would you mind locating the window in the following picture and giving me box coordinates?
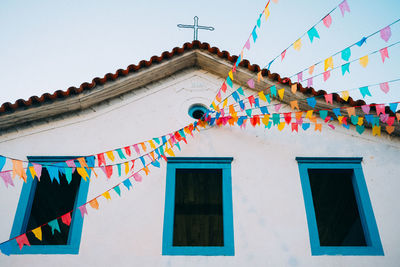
[188,104,208,120]
[296,157,383,255]
[162,157,234,255]
[8,156,90,254]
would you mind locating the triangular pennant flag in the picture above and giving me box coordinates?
[315,123,322,132]
[302,123,310,131]
[265,5,270,20]
[323,70,330,81]
[237,87,245,96]
[305,110,314,119]
[291,123,298,132]
[341,63,350,75]
[151,159,161,168]
[339,0,351,17]
[356,125,365,135]
[307,78,313,88]
[341,47,351,61]
[297,72,303,82]
[77,167,89,181]
[226,76,233,88]
[124,146,132,157]
[32,163,42,181]
[102,191,111,200]
[65,167,73,184]
[359,55,369,68]
[260,106,269,115]
[332,108,341,117]
[47,166,60,183]
[308,65,315,75]
[245,109,252,117]
[278,88,285,100]
[221,82,227,93]
[380,47,389,63]
[228,70,234,81]
[351,115,359,125]
[290,100,299,110]
[270,85,277,97]
[389,103,398,113]
[257,71,264,82]
[277,122,285,131]
[281,50,286,61]
[356,37,367,47]
[48,219,61,235]
[123,179,133,190]
[347,107,356,117]
[380,26,391,42]
[274,104,282,112]
[12,159,27,182]
[258,91,267,101]
[358,116,364,125]
[215,91,222,102]
[232,91,240,102]
[61,213,72,226]
[32,227,42,241]
[324,94,333,104]
[361,105,370,114]
[341,91,349,101]
[245,38,251,50]
[380,82,389,94]
[307,97,317,108]
[323,14,332,28]
[0,156,5,172]
[376,104,386,116]
[293,38,302,51]
[89,199,99,210]
[16,234,30,250]
[105,151,115,162]
[252,26,258,42]
[247,79,255,88]
[79,205,88,218]
[284,113,292,124]
[114,186,121,196]
[324,57,333,71]
[0,172,14,188]
[116,148,126,160]
[372,126,381,136]
[272,114,280,125]
[97,153,106,166]
[291,84,297,94]
[359,86,371,98]
[319,110,328,120]
[261,115,270,127]
[386,126,395,135]
[307,27,320,43]
[133,173,142,182]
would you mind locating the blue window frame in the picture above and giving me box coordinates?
[8,156,90,254]
[162,157,234,256]
[296,157,383,255]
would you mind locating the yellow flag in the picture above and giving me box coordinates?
[102,191,111,200]
[222,98,228,108]
[265,6,270,21]
[372,126,381,136]
[124,162,129,175]
[359,55,369,68]
[165,148,175,157]
[277,122,285,131]
[278,88,285,100]
[290,100,299,110]
[77,167,89,181]
[29,166,37,180]
[324,57,333,71]
[262,115,270,126]
[258,91,267,101]
[293,39,302,51]
[32,227,42,241]
[291,84,297,94]
[77,157,88,169]
[347,107,356,117]
[305,110,313,119]
[228,70,234,81]
[341,91,349,101]
[149,140,156,149]
[357,117,364,126]
[338,116,344,124]
[106,151,115,162]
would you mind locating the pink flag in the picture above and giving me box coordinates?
[100,165,113,179]
[323,70,330,81]
[380,47,389,63]
[323,14,332,28]
[79,205,88,218]
[361,105,370,114]
[245,39,251,50]
[324,94,333,104]
[66,159,76,168]
[32,164,42,180]
[339,0,350,16]
[275,104,282,112]
[247,79,255,88]
[16,234,30,250]
[380,26,391,42]
[0,171,14,188]
[376,104,386,116]
[281,50,286,61]
[61,213,72,226]
[380,114,389,123]
[133,144,140,155]
[307,78,313,87]
[380,82,390,94]
[133,173,142,182]
[297,72,303,82]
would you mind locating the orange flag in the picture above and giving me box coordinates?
[315,123,322,132]
[290,100,299,110]
[291,84,297,94]
[12,160,27,182]
[89,199,99,210]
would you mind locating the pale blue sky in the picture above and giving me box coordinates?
[0,0,399,105]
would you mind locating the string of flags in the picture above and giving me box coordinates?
[0,122,201,188]
[289,18,400,80]
[211,0,351,112]
[0,123,201,254]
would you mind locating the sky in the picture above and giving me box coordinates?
[0,0,400,106]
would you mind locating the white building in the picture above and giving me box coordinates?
[0,41,399,266]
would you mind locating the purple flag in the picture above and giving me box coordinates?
[380,26,391,42]
[339,0,350,16]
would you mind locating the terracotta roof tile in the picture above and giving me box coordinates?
[0,40,392,115]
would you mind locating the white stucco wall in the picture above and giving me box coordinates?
[0,68,399,266]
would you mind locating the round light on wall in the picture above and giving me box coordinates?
[188,104,208,120]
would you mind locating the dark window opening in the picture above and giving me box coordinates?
[308,169,366,246]
[25,167,81,245]
[173,168,223,246]
[188,104,208,120]
[192,109,205,120]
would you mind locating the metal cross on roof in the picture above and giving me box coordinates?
[177,16,215,41]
